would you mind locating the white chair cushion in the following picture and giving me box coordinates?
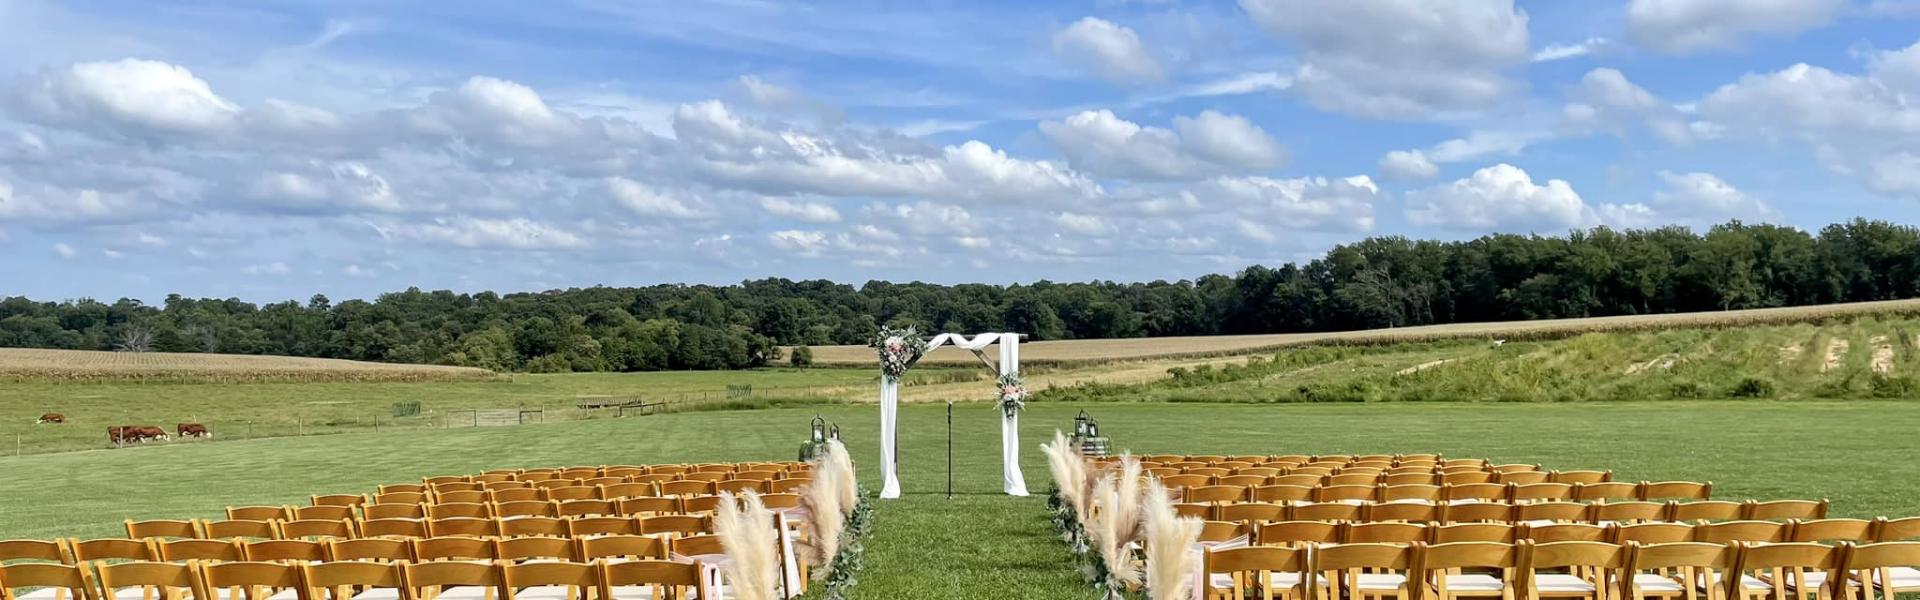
[1443,574,1507,593]
[429,587,493,600]
[350,589,404,600]
[1884,567,1920,589]
[1535,574,1596,593]
[1354,573,1408,590]
[605,586,661,600]
[511,586,577,600]
[18,588,79,600]
[1632,574,1685,593]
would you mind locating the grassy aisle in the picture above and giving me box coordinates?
[4,402,1920,597]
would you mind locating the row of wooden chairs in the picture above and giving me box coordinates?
[1228,518,1918,547]
[1155,469,1613,487]
[412,461,807,486]
[1174,481,1712,505]
[1129,453,1476,468]
[1200,540,1920,600]
[1116,461,1555,479]
[124,512,740,543]
[7,534,709,565]
[243,493,794,524]
[0,557,712,600]
[364,476,811,505]
[1181,499,1827,525]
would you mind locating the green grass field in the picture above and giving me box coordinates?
[3,401,1918,599]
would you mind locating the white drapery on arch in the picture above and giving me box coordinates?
[878,332,1028,499]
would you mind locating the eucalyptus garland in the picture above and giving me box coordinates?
[815,486,875,600]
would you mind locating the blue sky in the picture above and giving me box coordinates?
[4,0,1920,303]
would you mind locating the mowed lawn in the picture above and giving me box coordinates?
[3,401,1917,599]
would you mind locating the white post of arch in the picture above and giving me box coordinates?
[877,332,1026,499]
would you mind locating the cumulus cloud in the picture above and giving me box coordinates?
[1649,170,1780,221]
[1626,0,1844,54]
[10,58,240,138]
[1052,17,1165,84]
[51,242,76,258]
[245,161,403,213]
[1239,0,1531,119]
[1040,109,1285,180]
[608,178,703,218]
[1867,153,1920,197]
[384,216,587,250]
[243,262,291,275]
[759,197,842,223]
[1406,163,1646,231]
[1532,37,1608,62]
[1201,174,1380,232]
[1379,150,1440,180]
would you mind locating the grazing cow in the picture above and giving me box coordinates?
[37,413,66,424]
[107,425,128,446]
[177,423,211,438]
[132,426,170,442]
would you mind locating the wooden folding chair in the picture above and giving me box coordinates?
[543,488,598,503]
[597,560,706,600]
[356,520,428,540]
[1256,486,1316,505]
[1674,503,1746,524]
[278,521,355,541]
[1189,485,1252,505]
[197,561,307,600]
[1696,522,1788,545]
[1256,522,1343,547]
[1518,503,1591,526]
[1318,485,1380,505]
[597,484,654,501]
[1433,524,1518,544]
[1203,545,1310,600]
[228,508,293,523]
[426,519,497,539]
[488,491,543,505]
[96,562,203,600]
[1728,542,1845,600]
[575,536,667,562]
[638,516,707,538]
[402,561,502,600]
[311,495,366,509]
[155,540,245,563]
[0,561,98,600]
[300,558,406,600]
[493,503,557,520]
[202,521,278,541]
[325,539,413,563]
[242,540,330,564]
[427,505,492,521]
[1551,471,1613,485]
[1594,502,1670,525]
[433,492,487,506]
[1623,541,1736,600]
[1419,541,1520,600]
[1511,484,1575,504]
[70,539,158,563]
[565,517,640,538]
[1444,503,1514,524]
[500,562,596,600]
[1842,541,1920,600]
[494,537,576,563]
[1618,524,1696,546]
[1345,523,1427,544]
[410,538,495,562]
[1370,503,1440,524]
[1641,483,1712,502]
[361,506,426,521]
[1789,520,1873,545]
[1747,502,1829,522]
[1382,485,1442,504]
[497,518,567,539]
[1578,485,1643,504]
[1315,543,1418,600]
[1499,472,1551,486]
[0,540,72,564]
[1528,524,1612,544]
[1221,504,1287,529]
[127,521,202,541]
[1296,503,1363,522]
[1529,541,1628,600]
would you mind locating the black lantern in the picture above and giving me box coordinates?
[829,422,841,440]
[799,415,830,461]
[1072,410,1109,457]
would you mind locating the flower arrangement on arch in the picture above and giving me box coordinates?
[996,372,1026,419]
[870,326,928,383]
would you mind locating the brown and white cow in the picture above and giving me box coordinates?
[177,423,211,438]
[37,413,65,424]
[132,426,170,442]
[106,425,128,445]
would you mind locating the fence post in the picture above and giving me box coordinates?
[15,434,20,457]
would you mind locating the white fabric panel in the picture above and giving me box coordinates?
[999,334,1028,496]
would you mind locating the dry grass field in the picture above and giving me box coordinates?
[802,298,1920,365]
[0,348,498,382]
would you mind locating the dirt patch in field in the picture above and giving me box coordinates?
[1396,359,1456,376]
[1821,339,1851,373]
[1872,336,1895,374]
[1777,344,1803,365]
[1626,355,1678,375]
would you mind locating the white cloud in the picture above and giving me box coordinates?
[1532,37,1608,62]
[245,161,403,213]
[1054,212,1107,234]
[1407,163,1612,231]
[759,197,842,223]
[51,242,75,258]
[135,232,166,247]
[385,217,587,250]
[608,178,702,218]
[1239,0,1531,119]
[1201,174,1380,232]
[243,262,291,275]
[1650,171,1779,221]
[11,58,240,137]
[1574,68,1662,112]
[1052,17,1165,84]
[734,75,842,123]
[1379,150,1440,180]
[1626,0,1844,54]
[1866,153,1920,197]
[101,248,124,259]
[1039,109,1285,180]
[768,229,830,256]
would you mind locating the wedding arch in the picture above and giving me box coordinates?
[872,328,1028,499]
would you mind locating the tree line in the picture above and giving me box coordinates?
[2,219,1917,372]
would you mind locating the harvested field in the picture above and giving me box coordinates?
[799,298,1920,366]
[0,348,498,383]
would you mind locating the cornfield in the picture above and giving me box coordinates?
[0,348,499,383]
[799,298,1920,366]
